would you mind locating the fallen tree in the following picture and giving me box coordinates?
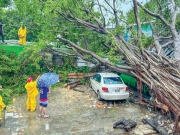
[28,0,180,133]
[54,0,180,133]
[58,34,180,132]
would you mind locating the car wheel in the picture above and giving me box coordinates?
[97,91,103,101]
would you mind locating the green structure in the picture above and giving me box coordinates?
[120,73,149,94]
[120,74,137,88]
[0,45,24,55]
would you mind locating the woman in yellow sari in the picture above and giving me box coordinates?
[0,95,6,119]
[25,76,39,112]
[18,25,27,45]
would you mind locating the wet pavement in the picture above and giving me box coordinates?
[0,85,158,135]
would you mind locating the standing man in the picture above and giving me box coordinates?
[25,76,39,112]
[18,25,27,45]
[39,86,50,118]
[0,20,7,44]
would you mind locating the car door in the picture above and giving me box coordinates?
[92,74,101,93]
[91,74,97,90]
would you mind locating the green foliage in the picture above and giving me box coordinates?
[0,44,46,105]
[0,9,39,42]
[0,0,10,8]
[0,0,49,42]
[104,33,123,63]
[0,52,20,85]
[79,78,88,85]
[1,10,19,40]
[0,52,20,105]
[55,57,77,82]
[77,66,90,74]
[114,26,126,35]
[0,88,13,105]
[17,45,43,75]
[141,34,153,48]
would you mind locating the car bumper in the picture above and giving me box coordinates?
[101,93,129,100]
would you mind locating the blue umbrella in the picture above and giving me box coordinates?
[37,72,59,88]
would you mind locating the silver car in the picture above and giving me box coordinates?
[90,72,129,100]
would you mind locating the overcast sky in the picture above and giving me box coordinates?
[95,0,146,13]
[94,0,147,27]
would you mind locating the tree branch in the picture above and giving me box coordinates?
[137,1,170,27]
[50,47,76,56]
[72,47,98,65]
[58,36,131,74]
[161,40,173,48]
[157,0,163,15]
[96,0,106,27]
[171,0,178,27]
[133,0,142,47]
[112,0,119,27]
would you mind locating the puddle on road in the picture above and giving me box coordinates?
[45,123,50,130]
[0,86,155,135]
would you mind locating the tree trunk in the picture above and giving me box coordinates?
[173,36,180,61]
[67,82,82,90]
[63,80,80,87]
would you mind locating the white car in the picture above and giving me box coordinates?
[90,72,129,100]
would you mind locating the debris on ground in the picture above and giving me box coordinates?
[128,86,180,134]
[63,80,83,91]
[142,114,176,135]
[113,119,137,131]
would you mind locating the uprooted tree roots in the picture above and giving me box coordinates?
[120,49,179,133]
[120,41,180,132]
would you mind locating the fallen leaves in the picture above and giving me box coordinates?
[96,103,103,108]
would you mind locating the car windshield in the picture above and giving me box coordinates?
[103,77,123,84]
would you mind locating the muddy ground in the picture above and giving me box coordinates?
[0,85,159,135]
